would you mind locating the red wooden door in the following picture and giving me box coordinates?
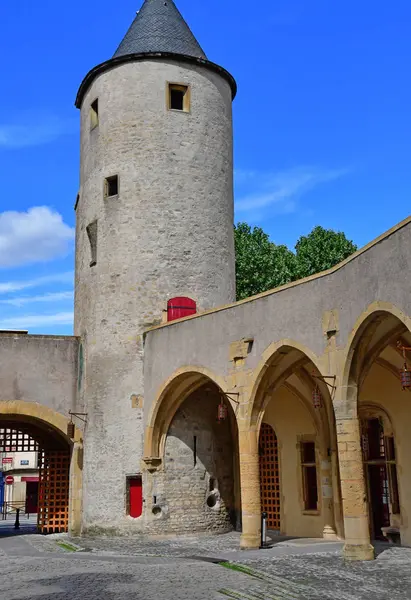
[129,477,142,518]
[167,297,196,322]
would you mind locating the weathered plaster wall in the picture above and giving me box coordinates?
[263,387,323,538]
[360,362,411,545]
[0,333,78,415]
[144,220,411,419]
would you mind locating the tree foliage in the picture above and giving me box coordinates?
[295,225,358,279]
[234,223,297,300]
[234,223,357,300]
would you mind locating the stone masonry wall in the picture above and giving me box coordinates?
[75,57,235,531]
[145,386,237,534]
[0,333,78,416]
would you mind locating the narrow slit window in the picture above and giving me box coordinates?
[90,98,99,129]
[86,220,98,267]
[104,175,118,198]
[168,84,190,112]
[301,441,318,511]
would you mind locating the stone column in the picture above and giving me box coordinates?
[320,456,338,539]
[69,439,83,536]
[335,397,374,560]
[239,427,261,549]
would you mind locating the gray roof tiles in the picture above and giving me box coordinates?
[113,0,207,59]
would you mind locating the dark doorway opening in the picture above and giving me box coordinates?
[368,464,390,539]
[362,416,400,540]
[25,481,39,514]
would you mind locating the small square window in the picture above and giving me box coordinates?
[90,99,99,129]
[168,84,190,112]
[104,175,118,198]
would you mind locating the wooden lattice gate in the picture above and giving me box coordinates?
[38,451,70,534]
[259,423,281,530]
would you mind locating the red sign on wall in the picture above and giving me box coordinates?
[2,458,13,464]
[5,476,14,485]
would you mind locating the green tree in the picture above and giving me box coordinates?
[295,225,357,279]
[234,222,357,300]
[234,223,297,300]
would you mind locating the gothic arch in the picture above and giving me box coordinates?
[248,339,327,430]
[144,366,232,459]
[341,302,411,392]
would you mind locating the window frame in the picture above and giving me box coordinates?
[104,175,119,199]
[167,82,191,113]
[299,438,319,513]
[361,414,401,517]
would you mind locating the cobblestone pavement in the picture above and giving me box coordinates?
[67,530,343,559]
[1,532,411,599]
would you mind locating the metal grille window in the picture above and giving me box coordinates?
[301,441,318,511]
[259,423,281,530]
[0,428,39,452]
[38,450,70,534]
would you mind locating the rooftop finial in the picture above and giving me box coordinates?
[113,0,206,60]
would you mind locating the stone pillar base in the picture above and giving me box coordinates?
[240,533,260,550]
[343,543,375,561]
[322,525,338,540]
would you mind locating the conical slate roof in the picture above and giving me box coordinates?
[113,0,207,60]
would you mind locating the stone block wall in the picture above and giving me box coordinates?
[146,386,238,533]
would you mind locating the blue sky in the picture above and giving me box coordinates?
[1,0,410,334]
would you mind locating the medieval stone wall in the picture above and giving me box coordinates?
[0,333,78,416]
[75,58,235,531]
[145,387,237,534]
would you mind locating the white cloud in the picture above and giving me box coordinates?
[0,312,74,329]
[0,207,74,268]
[0,272,74,294]
[0,291,74,307]
[0,115,76,149]
[235,166,348,214]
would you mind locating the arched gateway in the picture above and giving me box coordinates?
[0,402,82,535]
[0,420,70,533]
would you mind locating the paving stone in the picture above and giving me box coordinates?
[1,533,411,599]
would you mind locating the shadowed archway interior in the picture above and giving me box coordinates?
[0,415,71,534]
[146,380,241,534]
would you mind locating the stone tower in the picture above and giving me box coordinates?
[74,0,236,531]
